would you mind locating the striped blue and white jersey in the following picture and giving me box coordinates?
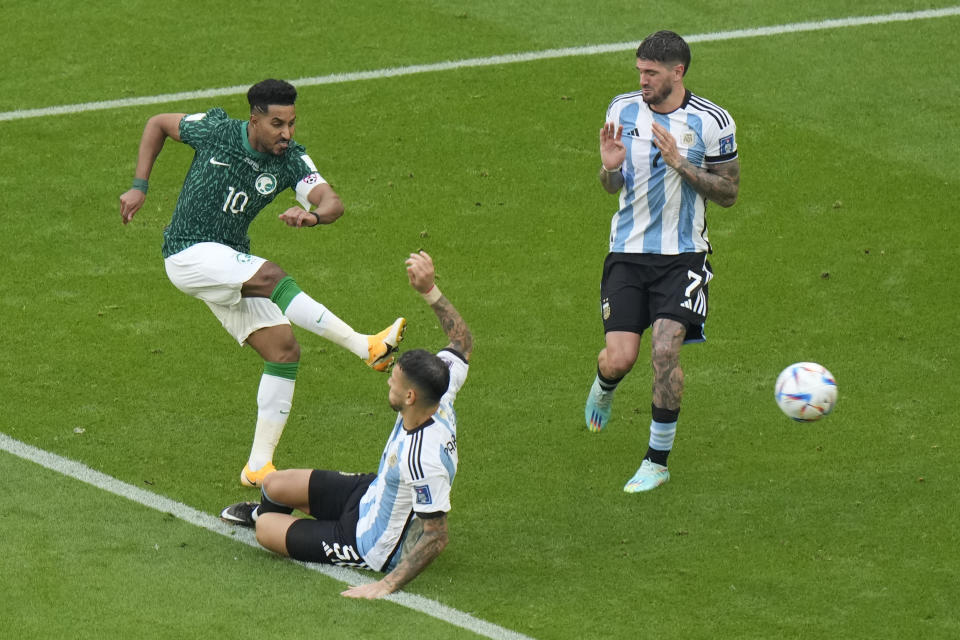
[355,348,469,572]
[606,89,737,255]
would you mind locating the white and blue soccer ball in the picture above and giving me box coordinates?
[775,362,837,422]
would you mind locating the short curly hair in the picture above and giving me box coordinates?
[636,30,691,76]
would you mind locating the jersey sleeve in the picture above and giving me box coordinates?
[410,466,453,516]
[178,108,230,149]
[605,91,637,126]
[605,97,619,125]
[437,349,469,404]
[704,111,738,164]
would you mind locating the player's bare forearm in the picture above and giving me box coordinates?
[674,158,740,207]
[310,196,344,224]
[135,114,184,179]
[405,250,472,358]
[431,295,473,361]
[305,184,344,224]
[121,114,184,224]
[379,516,449,594]
[598,166,625,194]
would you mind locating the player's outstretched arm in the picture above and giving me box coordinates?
[278,183,344,227]
[405,251,473,361]
[341,513,449,599]
[120,113,185,225]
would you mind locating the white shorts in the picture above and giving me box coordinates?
[164,242,290,344]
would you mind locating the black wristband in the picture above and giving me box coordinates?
[309,211,321,226]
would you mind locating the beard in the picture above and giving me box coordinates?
[642,83,673,106]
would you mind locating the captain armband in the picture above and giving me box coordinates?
[294,172,327,209]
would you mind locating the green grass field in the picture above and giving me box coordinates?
[2,2,959,638]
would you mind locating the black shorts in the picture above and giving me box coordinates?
[284,470,376,568]
[599,252,712,342]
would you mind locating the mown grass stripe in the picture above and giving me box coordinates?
[0,7,957,122]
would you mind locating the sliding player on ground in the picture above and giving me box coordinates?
[221,251,472,599]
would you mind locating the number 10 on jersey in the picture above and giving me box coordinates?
[222,186,249,214]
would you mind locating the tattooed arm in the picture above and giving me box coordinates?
[675,157,740,207]
[405,251,474,362]
[341,514,449,599]
[652,122,740,207]
[430,293,473,361]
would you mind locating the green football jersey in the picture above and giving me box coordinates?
[161,108,319,258]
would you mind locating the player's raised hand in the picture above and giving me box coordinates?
[651,122,681,170]
[119,189,146,225]
[599,121,625,170]
[405,250,435,294]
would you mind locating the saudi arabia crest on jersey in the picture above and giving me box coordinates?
[255,173,277,195]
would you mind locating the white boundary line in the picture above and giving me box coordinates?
[1,6,958,123]
[0,432,534,640]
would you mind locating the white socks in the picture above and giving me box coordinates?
[247,369,296,471]
[283,292,368,359]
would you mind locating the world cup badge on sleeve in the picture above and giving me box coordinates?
[719,134,736,155]
[414,484,433,505]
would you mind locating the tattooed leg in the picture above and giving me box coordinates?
[650,318,686,410]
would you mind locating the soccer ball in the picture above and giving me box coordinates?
[774,362,837,422]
